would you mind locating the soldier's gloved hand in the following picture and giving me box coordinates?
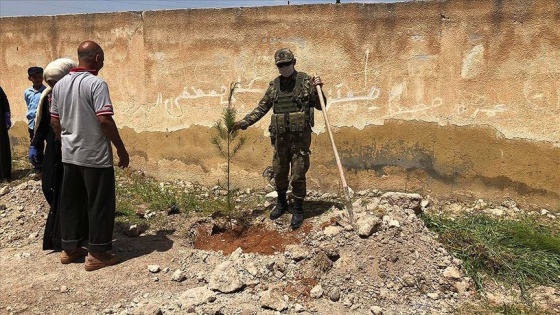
[230,121,247,133]
[28,145,39,166]
[312,76,323,87]
[4,112,11,130]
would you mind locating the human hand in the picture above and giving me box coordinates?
[312,76,323,87]
[230,121,246,133]
[29,145,39,166]
[117,148,129,168]
[4,112,11,130]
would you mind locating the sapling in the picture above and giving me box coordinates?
[211,82,246,222]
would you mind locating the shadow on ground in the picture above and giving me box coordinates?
[301,200,344,219]
[9,168,36,182]
[113,229,174,263]
[249,199,343,220]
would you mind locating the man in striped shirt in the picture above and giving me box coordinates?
[51,40,129,272]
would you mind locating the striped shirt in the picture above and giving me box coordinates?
[51,68,114,167]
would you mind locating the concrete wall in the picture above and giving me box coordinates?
[1,0,559,208]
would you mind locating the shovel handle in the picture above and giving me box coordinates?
[314,79,348,191]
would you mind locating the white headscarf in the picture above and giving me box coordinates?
[44,58,77,84]
[34,58,77,132]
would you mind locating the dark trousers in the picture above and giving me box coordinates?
[60,163,116,253]
[273,128,311,199]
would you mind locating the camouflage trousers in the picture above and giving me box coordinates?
[272,128,311,199]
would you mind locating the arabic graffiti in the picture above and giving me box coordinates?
[458,91,508,119]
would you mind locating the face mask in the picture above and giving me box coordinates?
[278,64,295,78]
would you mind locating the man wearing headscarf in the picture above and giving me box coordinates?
[33,58,78,250]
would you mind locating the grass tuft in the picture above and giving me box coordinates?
[115,168,223,226]
[422,213,560,294]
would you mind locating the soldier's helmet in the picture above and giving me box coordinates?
[274,48,294,65]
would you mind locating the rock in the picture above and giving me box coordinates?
[16,182,29,191]
[323,225,342,236]
[443,266,461,279]
[0,186,9,196]
[60,285,68,293]
[171,269,186,282]
[380,192,422,213]
[351,198,366,213]
[401,274,416,287]
[487,208,504,216]
[501,199,517,209]
[366,198,380,211]
[427,292,439,300]
[285,244,308,261]
[347,186,355,198]
[245,262,259,276]
[329,287,341,302]
[420,198,431,211]
[127,224,141,237]
[454,279,471,295]
[323,247,340,262]
[208,261,245,293]
[310,284,323,299]
[265,191,278,201]
[178,286,216,309]
[312,252,333,273]
[294,303,305,312]
[260,287,288,311]
[136,302,163,315]
[230,247,243,260]
[167,205,180,215]
[356,216,381,237]
[148,265,161,273]
[388,220,400,228]
[370,305,383,314]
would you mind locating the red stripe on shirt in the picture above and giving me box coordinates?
[96,111,114,116]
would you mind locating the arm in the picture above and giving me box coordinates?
[31,96,51,147]
[234,84,274,130]
[309,75,327,111]
[97,114,129,168]
[50,116,61,141]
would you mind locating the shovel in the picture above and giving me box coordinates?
[315,76,354,223]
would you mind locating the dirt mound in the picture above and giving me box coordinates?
[194,223,311,255]
[1,179,559,314]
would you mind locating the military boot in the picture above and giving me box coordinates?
[270,192,288,220]
[291,198,304,229]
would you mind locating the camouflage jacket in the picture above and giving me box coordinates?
[240,71,326,128]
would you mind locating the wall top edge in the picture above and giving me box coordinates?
[0,1,429,19]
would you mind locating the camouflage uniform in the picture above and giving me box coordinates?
[238,69,325,199]
[235,48,326,229]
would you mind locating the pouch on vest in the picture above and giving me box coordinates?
[288,112,306,132]
[270,113,286,134]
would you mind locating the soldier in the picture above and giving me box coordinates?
[232,48,326,229]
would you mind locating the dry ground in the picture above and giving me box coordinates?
[1,173,559,315]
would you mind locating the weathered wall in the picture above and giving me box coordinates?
[1,0,559,208]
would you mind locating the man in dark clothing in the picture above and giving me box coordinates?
[232,48,326,229]
[0,86,12,181]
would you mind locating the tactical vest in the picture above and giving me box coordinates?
[269,72,314,135]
